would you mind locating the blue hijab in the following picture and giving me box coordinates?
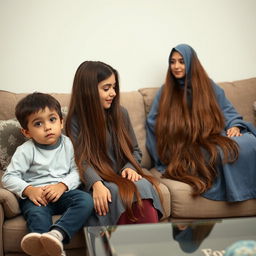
[169,44,196,87]
[168,44,196,96]
[168,43,196,76]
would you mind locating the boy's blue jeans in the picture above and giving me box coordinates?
[19,189,93,243]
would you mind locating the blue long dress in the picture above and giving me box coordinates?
[146,44,256,202]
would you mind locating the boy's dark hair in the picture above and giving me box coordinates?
[15,92,63,130]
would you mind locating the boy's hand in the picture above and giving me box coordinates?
[121,168,142,182]
[22,185,48,207]
[92,181,112,216]
[226,126,242,137]
[42,183,67,203]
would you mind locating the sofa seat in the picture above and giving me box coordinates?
[150,169,256,219]
[2,214,86,256]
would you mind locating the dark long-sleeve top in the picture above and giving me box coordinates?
[70,107,142,192]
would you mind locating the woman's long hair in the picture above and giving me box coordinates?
[156,52,239,195]
[66,61,161,220]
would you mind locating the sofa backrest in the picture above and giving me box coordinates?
[0,91,71,120]
[0,77,255,174]
[218,78,256,125]
[0,90,151,173]
[120,91,151,169]
[139,77,256,126]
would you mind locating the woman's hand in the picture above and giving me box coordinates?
[92,181,112,216]
[121,168,142,182]
[226,126,242,137]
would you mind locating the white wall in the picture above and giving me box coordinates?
[0,0,256,93]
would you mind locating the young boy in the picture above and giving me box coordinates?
[2,92,93,256]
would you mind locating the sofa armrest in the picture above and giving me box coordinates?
[0,188,20,218]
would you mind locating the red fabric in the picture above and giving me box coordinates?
[117,199,159,224]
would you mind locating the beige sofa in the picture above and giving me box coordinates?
[0,77,256,256]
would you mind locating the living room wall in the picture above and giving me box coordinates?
[0,0,256,93]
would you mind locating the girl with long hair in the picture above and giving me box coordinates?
[146,44,256,201]
[66,61,163,225]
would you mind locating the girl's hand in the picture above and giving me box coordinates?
[121,168,142,182]
[226,126,242,137]
[92,181,112,216]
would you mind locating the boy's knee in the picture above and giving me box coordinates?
[82,192,94,210]
[24,206,49,218]
[74,191,93,210]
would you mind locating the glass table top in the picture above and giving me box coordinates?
[84,217,256,256]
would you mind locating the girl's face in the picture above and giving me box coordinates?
[98,73,117,109]
[170,51,186,79]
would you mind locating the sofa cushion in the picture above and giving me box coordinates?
[0,119,26,171]
[0,91,71,120]
[0,91,27,120]
[120,91,152,169]
[138,87,159,115]
[3,215,86,253]
[218,78,256,125]
[150,168,256,218]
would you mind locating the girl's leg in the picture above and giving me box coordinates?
[117,199,159,225]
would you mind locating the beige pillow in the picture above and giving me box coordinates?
[138,87,160,115]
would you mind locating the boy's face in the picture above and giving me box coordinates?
[22,107,63,145]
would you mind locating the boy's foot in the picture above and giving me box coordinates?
[21,232,46,256]
[40,232,64,256]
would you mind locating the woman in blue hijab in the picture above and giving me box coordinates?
[146,43,256,201]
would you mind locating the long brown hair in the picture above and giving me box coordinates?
[66,61,161,220]
[156,48,239,195]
